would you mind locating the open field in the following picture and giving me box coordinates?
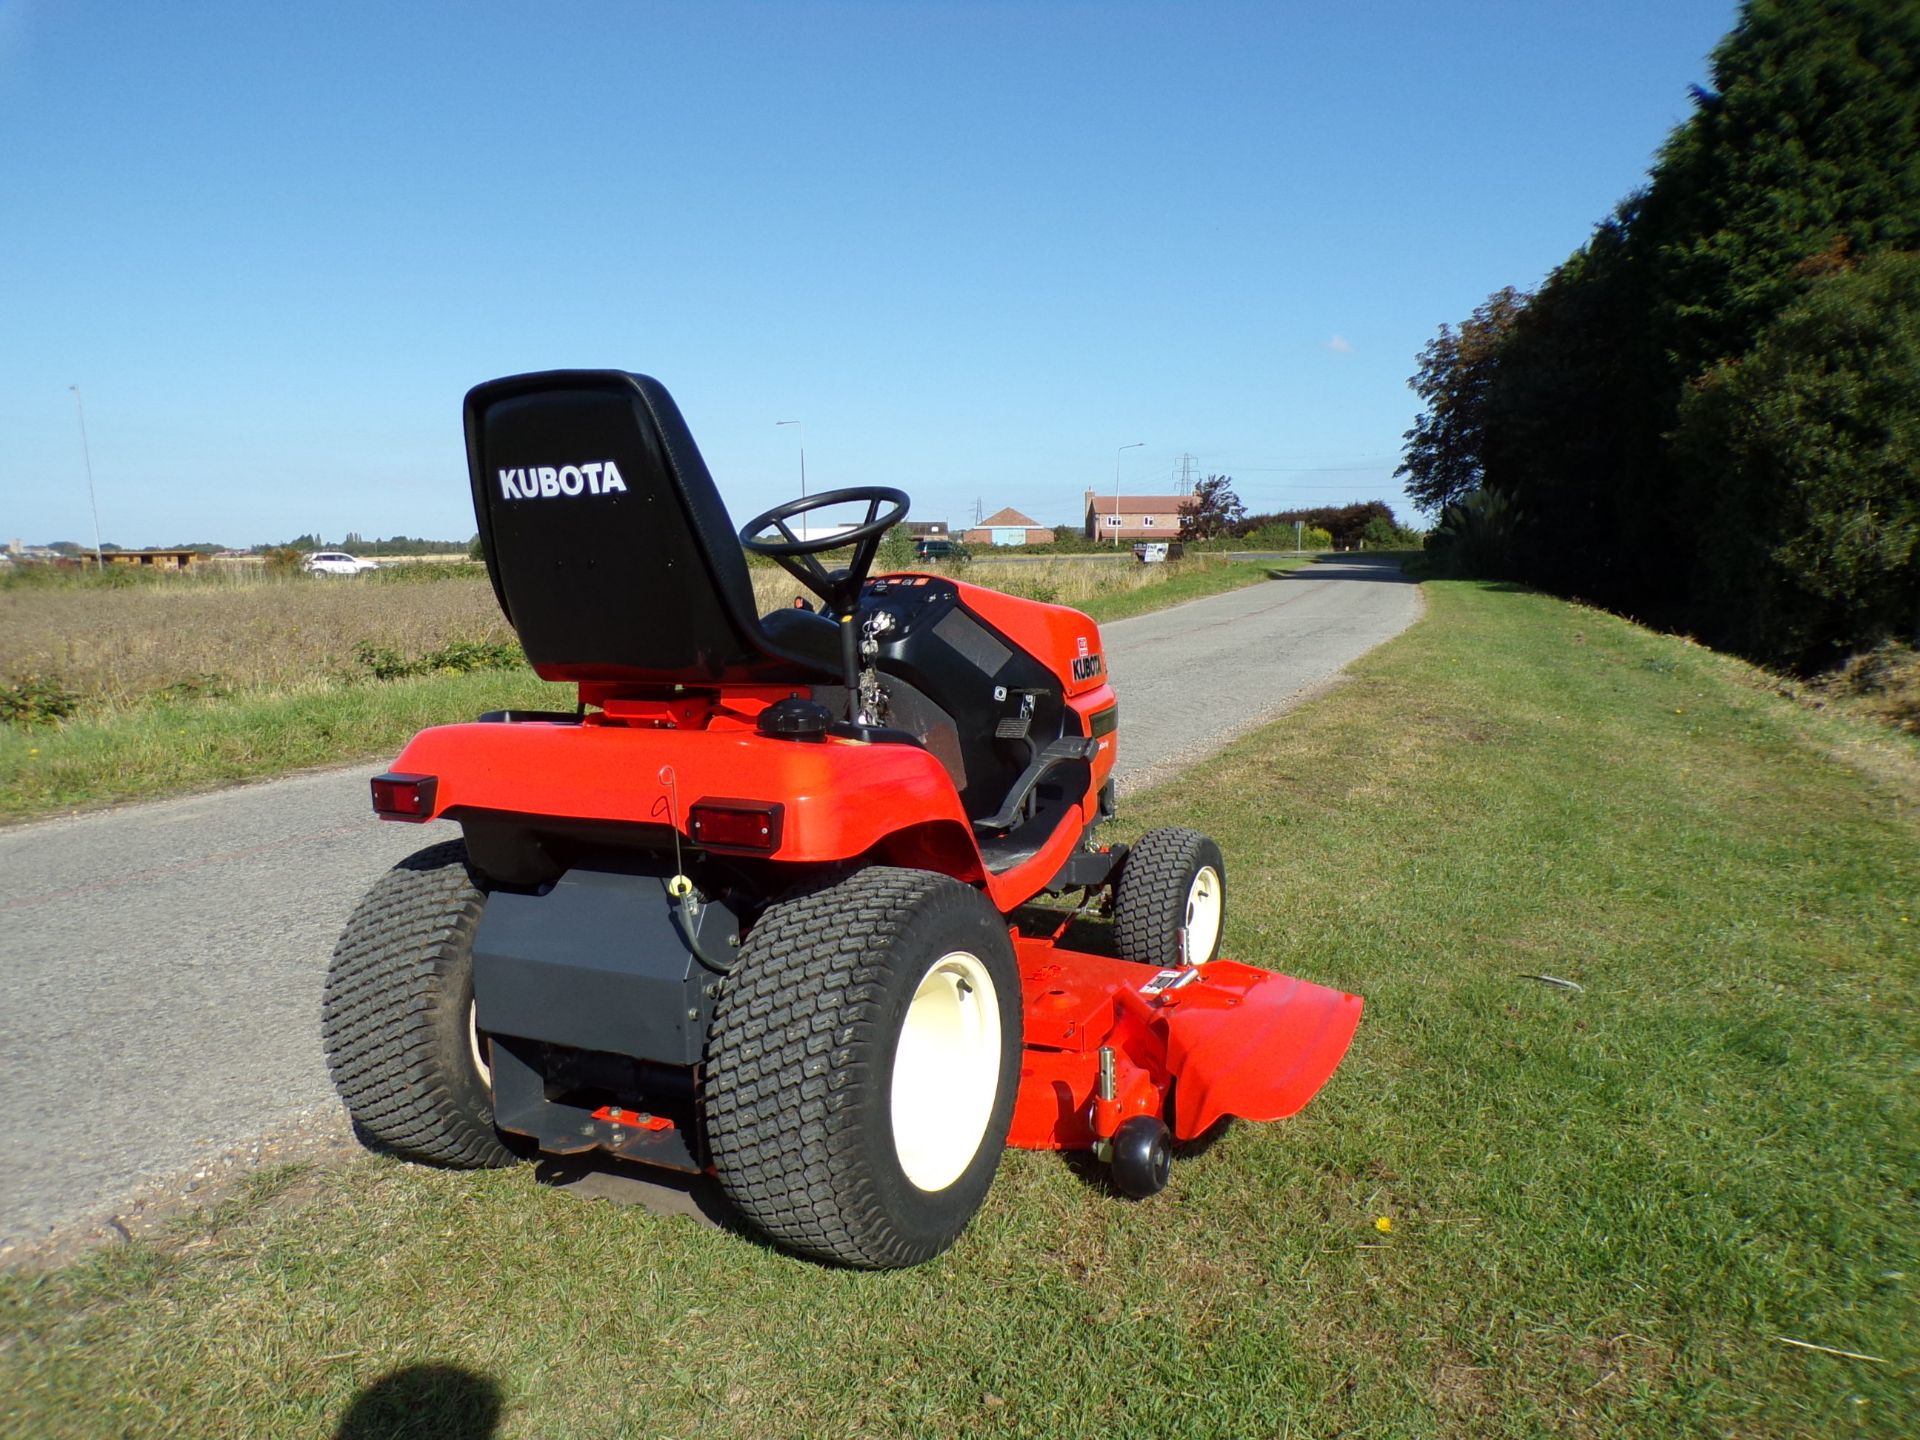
[1,577,1911,1438]
[1,555,1268,707]
[2,572,516,705]
[0,557,1288,820]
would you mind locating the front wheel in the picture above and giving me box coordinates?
[1113,827,1227,968]
[704,868,1022,1268]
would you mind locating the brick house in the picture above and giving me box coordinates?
[1083,490,1193,542]
[963,508,1055,547]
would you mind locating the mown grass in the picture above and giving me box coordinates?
[0,559,1286,821]
[2,578,1912,1438]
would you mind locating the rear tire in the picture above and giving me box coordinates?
[1113,827,1227,968]
[321,839,517,1169]
[704,868,1021,1268]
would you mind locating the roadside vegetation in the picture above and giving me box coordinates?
[1006,496,1414,556]
[963,554,1297,618]
[1810,640,1920,736]
[1,575,1912,1438]
[1401,0,1918,687]
[1,566,517,706]
[0,554,1291,821]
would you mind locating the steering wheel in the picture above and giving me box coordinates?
[739,486,910,616]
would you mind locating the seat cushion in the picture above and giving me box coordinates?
[759,607,843,675]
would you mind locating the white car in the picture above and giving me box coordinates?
[303,551,379,576]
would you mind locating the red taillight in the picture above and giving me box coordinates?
[371,772,438,820]
[688,798,783,852]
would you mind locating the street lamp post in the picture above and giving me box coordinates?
[1113,441,1144,547]
[68,385,105,568]
[775,420,806,500]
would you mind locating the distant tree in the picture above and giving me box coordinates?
[876,524,916,571]
[468,533,485,561]
[1474,217,1670,608]
[1043,524,1099,553]
[1238,501,1398,550]
[1360,515,1404,549]
[1180,475,1244,541]
[1396,287,1527,515]
[1239,519,1336,551]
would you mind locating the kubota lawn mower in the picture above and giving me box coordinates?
[321,370,1361,1268]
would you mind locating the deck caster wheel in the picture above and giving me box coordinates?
[1109,1115,1173,1198]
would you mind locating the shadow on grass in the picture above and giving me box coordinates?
[334,1363,502,1439]
[531,1152,733,1230]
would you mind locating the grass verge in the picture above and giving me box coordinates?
[0,560,1293,822]
[1068,557,1302,623]
[0,671,556,822]
[2,578,1913,1437]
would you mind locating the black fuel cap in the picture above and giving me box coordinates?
[757,696,834,740]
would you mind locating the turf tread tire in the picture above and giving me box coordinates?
[1113,826,1227,968]
[704,867,1021,1269]
[320,839,517,1169]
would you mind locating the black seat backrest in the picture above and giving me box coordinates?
[465,370,831,685]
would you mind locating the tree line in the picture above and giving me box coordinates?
[1180,476,1422,549]
[1399,0,1918,672]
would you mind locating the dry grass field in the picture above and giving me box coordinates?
[2,556,1245,710]
[0,555,1286,818]
[962,555,1214,607]
[1,575,516,707]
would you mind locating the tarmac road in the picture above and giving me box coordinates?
[0,555,1420,1250]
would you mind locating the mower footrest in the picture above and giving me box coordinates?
[973,737,1099,833]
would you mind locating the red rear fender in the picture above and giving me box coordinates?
[391,721,981,871]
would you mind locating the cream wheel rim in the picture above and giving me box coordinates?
[1184,866,1223,963]
[468,1000,493,1089]
[890,951,1002,1192]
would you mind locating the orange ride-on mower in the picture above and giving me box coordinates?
[321,370,1362,1269]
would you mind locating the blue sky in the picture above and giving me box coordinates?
[2,0,1740,548]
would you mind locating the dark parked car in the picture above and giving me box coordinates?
[914,538,970,563]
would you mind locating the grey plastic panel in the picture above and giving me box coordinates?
[472,868,733,1066]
